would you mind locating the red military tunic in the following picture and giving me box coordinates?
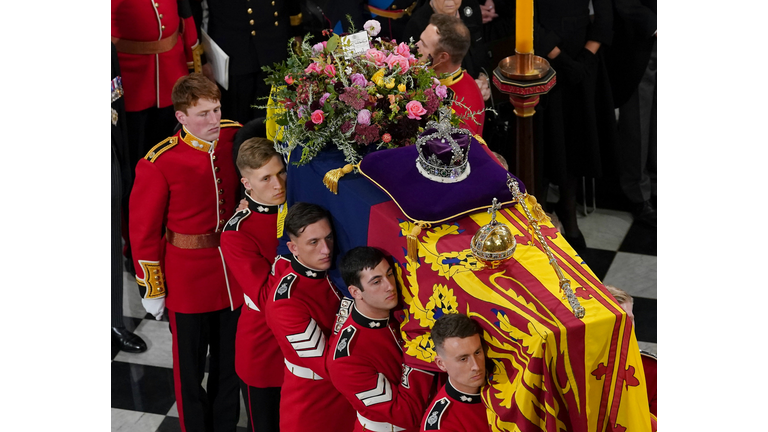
[421,379,490,432]
[327,304,435,432]
[111,0,199,111]
[265,254,357,432]
[129,121,244,313]
[220,193,287,388]
[441,68,486,137]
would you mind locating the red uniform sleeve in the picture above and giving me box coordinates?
[331,356,435,430]
[220,231,272,309]
[129,159,170,300]
[268,300,331,379]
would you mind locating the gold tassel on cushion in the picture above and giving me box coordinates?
[406,222,428,261]
[525,194,550,224]
[323,163,356,194]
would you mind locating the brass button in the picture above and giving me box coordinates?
[250,19,254,25]
[220,208,225,214]
[159,13,163,18]
[155,275,160,280]
[153,269,158,274]
[161,25,166,30]
[392,5,397,9]
[251,30,256,36]
[219,189,224,194]
[247,7,253,13]
[217,178,222,184]
[271,0,275,4]
[212,155,217,161]
[219,199,225,205]
[154,2,159,6]
[274,21,278,26]
[214,166,220,172]
[219,219,225,225]
[274,11,278,17]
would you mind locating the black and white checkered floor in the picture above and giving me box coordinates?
[111,199,657,432]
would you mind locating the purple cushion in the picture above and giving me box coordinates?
[358,137,526,223]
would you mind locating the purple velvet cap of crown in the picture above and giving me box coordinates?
[420,128,471,166]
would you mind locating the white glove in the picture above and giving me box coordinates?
[142,297,166,320]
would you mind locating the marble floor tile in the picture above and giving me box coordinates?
[602,252,657,299]
[578,209,634,251]
[112,361,176,414]
[122,271,148,320]
[619,221,657,256]
[112,408,165,432]
[575,248,617,281]
[114,319,174,369]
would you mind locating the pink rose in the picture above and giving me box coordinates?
[385,54,410,74]
[366,49,387,67]
[324,64,336,77]
[432,77,441,87]
[395,42,411,58]
[436,85,448,99]
[285,75,294,85]
[313,42,325,53]
[408,56,418,66]
[382,133,392,143]
[405,101,427,120]
[304,62,323,74]
[311,109,325,124]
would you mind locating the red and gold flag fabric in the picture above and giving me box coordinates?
[367,200,654,432]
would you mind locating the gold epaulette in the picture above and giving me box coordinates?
[473,134,488,146]
[220,119,242,128]
[144,136,178,162]
[290,13,302,26]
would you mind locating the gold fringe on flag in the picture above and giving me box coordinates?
[322,163,357,194]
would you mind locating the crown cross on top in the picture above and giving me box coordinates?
[487,197,501,224]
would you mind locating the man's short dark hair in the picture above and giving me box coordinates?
[429,14,471,65]
[340,247,388,291]
[284,202,330,239]
[431,313,480,353]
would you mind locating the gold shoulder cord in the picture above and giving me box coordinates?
[506,175,585,319]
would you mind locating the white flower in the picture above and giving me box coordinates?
[364,20,381,37]
[345,66,353,75]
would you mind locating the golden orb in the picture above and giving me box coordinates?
[471,221,516,269]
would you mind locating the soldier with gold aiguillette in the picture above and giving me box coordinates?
[128,73,243,432]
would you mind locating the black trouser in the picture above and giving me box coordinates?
[618,40,657,204]
[239,381,281,432]
[169,306,242,432]
[111,147,125,328]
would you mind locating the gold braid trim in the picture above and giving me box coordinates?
[136,260,166,299]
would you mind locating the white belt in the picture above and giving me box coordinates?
[284,358,323,380]
[357,413,405,432]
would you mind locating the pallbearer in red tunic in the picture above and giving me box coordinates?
[129,74,243,432]
[264,203,356,432]
[220,137,288,432]
[420,314,490,432]
[416,14,486,137]
[328,247,435,432]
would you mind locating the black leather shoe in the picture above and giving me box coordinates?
[633,200,657,228]
[112,327,147,353]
